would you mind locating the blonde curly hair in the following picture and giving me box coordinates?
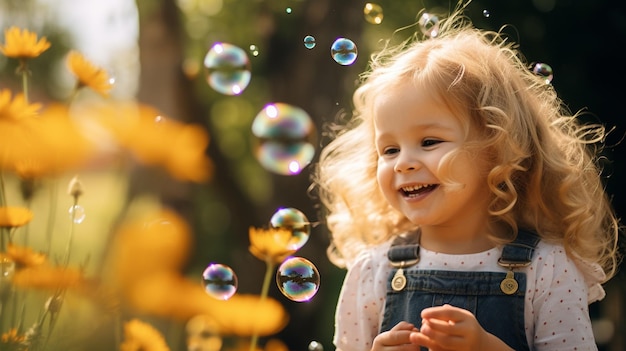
[311,8,620,280]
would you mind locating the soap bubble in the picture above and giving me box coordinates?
[418,13,440,38]
[331,38,358,66]
[363,3,384,24]
[531,62,553,84]
[68,204,86,224]
[270,207,310,251]
[276,256,320,302]
[251,103,316,175]
[204,42,251,95]
[202,263,238,300]
[308,341,324,351]
[304,35,316,49]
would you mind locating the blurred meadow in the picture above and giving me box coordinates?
[0,0,625,351]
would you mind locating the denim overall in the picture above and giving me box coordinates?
[380,230,540,351]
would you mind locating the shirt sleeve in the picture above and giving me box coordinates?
[333,244,389,351]
[530,244,599,351]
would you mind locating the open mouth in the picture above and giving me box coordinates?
[400,184,438,198]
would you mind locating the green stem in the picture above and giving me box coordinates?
[20,59,29,103]
[63,197,78,267]
[249,259,275,351]
[44,180,58,255]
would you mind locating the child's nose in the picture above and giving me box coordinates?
[393,153,421,173]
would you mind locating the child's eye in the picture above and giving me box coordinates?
[422,139,441,147]
[382,147,399,155]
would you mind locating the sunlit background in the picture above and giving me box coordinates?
[0,0,625,350]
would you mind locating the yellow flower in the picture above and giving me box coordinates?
[1,328,26,349]
[0,89,41,121]
[66,50,113,97]
[0,206,33,228]
[0,26,51,59]
[6,244,47,268]
[11,265,83,290]
[248,227,296,263]
[126,273,288,336]
[1,102,95,177]
[96,102,212,182]
[120,319,170,351]
[0,89,43,172]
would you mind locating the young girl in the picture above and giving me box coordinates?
[312,6,620,351]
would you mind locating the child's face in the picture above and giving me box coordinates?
[374,85,491,233]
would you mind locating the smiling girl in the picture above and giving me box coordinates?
[312,6,620,351]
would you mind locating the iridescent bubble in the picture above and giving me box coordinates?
[68,204,86,224]
[531,62,554,84]
[276,257,320,302]
[418,13,440,38]
[304,35,316,49]
[251,103,316,175]
[363,3,384,24]
[483,9,491,18]
[270,207,311,251]
[331,38,358,66]
[308,341,324,351]
[286,7,292,14]
[204,42,251,95]
[202,263,238,300]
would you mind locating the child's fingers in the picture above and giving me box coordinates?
[417,320,464,350]
[421,304,472,324]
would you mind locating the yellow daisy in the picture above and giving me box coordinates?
[0,206,34,228]
[96,102,212,182]
[0,89,41,121]
[66,50,113,97]
[6,244,47,268]
[11,265,83,290]
[248,227,296,263]
[120,319,170,351]
[0,26,51,59]
[0,89,43,172]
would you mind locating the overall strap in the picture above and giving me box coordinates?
[498,229,541,268]
[387,229,541,266]
[387,230,420,266]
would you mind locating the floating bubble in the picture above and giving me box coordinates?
[286,7,292,14]
[482,9,491,18]
[331,38,358,66]
[531,62,553,84]
[0,255,15,279]
[418,13,440,38]
[68,204,86,224]
[202,263,238,300]
[308,341,324,351]
[270,207,310,251]
[251,103,316,175]
[276,257,320,302]
[363,3,384,24]
[204,42,251,95]
[249,44,259,57]
[304,35,316,49]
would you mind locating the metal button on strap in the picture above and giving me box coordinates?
[392,268,406,291]
[500,271,518,295]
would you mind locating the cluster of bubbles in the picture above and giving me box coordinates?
[202,207,320,303]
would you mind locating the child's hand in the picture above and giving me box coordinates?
[409,305,514,351]
[371,321,420,351]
